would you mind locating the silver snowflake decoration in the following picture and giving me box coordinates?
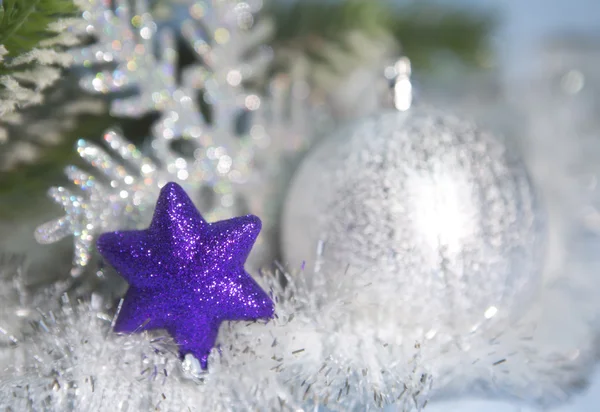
[35,131,168,275]
[36,0,276,275]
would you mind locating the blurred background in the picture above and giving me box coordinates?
[0,0,599,409]
[439,0,599,77]
[4,0,599,265]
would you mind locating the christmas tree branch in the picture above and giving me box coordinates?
[267,0,496,72]
[0,0,81,117]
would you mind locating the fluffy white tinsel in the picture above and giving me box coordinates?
[0,265,433,411]
[1,249,595,411]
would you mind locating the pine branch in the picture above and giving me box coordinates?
[0,0,78,62]
[387,3,497,72]
[266,0,496,72]
[0,0,81,116]
[267,0,389,59]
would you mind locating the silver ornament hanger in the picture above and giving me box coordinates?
[388,56,413,112]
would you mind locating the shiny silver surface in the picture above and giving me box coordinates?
[282,109,546,339]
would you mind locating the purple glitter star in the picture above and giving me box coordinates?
[97,182,274,368]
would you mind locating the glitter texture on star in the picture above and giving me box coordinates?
[97,182,274,368]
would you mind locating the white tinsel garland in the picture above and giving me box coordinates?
[1,243,595,411]
[0,260,433,411]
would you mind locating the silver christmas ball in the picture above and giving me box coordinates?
[282,109,546,338]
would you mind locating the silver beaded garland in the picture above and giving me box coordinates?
[282,108,546,340]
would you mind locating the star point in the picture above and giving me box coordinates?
[97,182,274,368]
